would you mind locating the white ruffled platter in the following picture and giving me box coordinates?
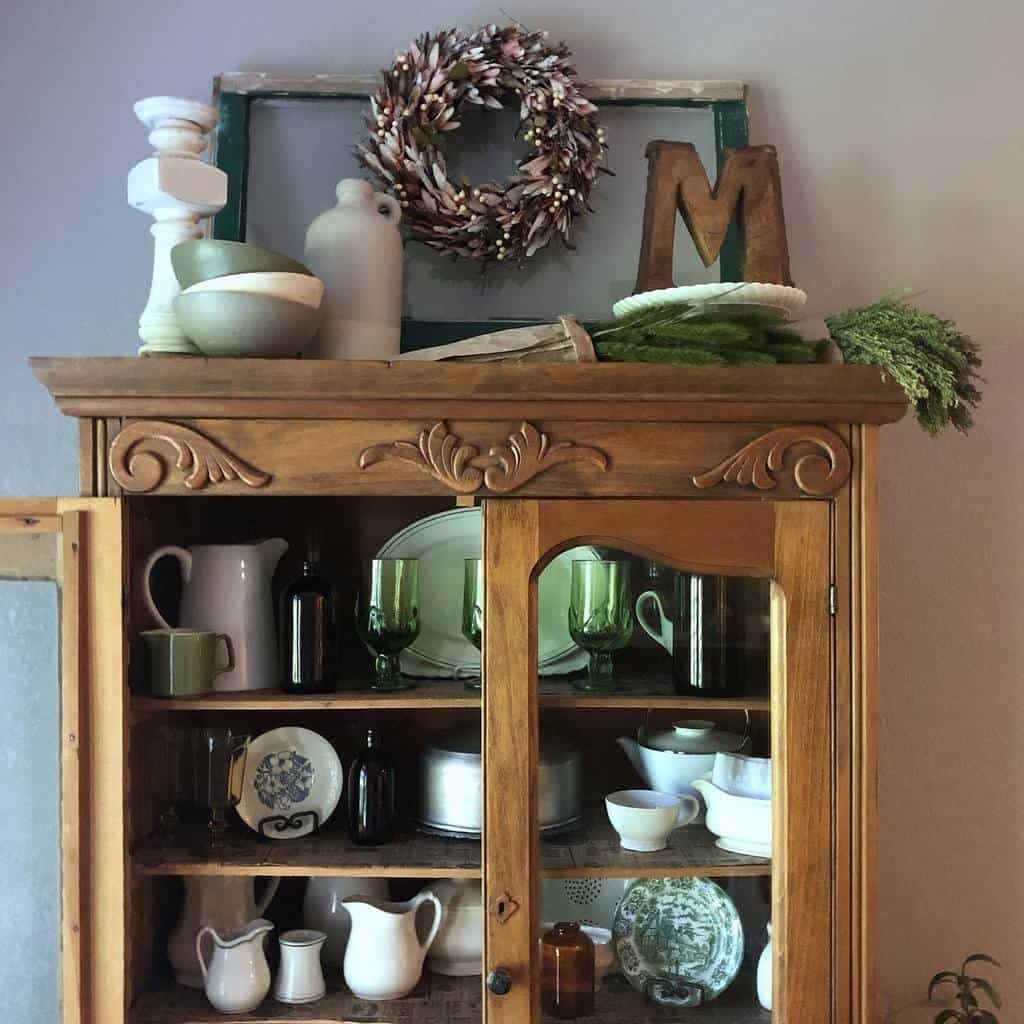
[612,282,807,322]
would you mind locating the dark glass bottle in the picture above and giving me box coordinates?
[540,922,594,1019]
[346,729,396,846]
[675,574,770,698]
[280,560,338,693]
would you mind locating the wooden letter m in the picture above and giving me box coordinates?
[633,141,793,293]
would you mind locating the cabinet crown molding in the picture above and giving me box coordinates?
[693,425,851,495]
[108,419,272,493]
[359,420,609,495]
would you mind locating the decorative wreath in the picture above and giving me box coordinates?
[359,23,607,264]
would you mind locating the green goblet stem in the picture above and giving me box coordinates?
[372,652,413,691]
[577,651,616,692]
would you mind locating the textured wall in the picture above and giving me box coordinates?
[2,0,1021,1019]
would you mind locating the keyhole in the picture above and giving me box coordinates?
[497,899,507,916]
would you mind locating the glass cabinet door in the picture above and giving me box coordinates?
[483,499,832,1024]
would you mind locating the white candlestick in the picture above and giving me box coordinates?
[128,97,227,356]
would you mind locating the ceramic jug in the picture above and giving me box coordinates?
[302,875,389,967]
[196,917,274,1014]
[168,876,280,987]
[342,892,443,1001]
[304,178,403,360]
[143,539,288,691]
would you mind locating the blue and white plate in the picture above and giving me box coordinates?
[613,876,744,1002]
[237,727,343,839]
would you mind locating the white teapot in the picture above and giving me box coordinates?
[304,178,403,360]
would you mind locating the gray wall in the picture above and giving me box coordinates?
[3,0,1022,1020]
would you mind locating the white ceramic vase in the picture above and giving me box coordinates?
[196,918,274,1014]
[304,179,403,360]
[302,876,389,967]
[274,929,327,1005]
[167,876,280,988]
[342,892,442,1001]
[423,879,483,977]
[757,922,772,1010]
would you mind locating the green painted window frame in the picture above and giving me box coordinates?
[209,75,749,350]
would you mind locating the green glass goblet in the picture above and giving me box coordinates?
[357,558,421,691]
[461,557,484,692]
[568,559,633,692]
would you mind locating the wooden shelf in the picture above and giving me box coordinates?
[134,810,767,882]
[133,826,480,878]
[538,673,770,712]
[130,969,767,1023]
[131,674,768,714]
[131,970,481,1023]
[131,677,481,713]
[541,807,770,879]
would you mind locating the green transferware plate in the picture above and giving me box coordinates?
[613,876,744,1002]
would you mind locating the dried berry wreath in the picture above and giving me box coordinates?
[359,23,608,265]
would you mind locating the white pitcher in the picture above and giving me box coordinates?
[302,876,389,967]
[342,892,442,1001]
[304,178,403,360]
[143,539,288,691]
[168,876,280,987]
[757,922,773,1010]
[196,917,274,1014]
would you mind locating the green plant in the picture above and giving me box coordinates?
[928,953,1001,1023]
[590,300,820,366]
[825,293,983,436]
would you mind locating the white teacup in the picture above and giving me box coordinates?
[605,789,700,852]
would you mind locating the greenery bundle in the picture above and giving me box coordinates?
[826,293,983,436]
[590,301,820,367]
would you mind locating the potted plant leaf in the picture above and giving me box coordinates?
[926,954,1001,1024]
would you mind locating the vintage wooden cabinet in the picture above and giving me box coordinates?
[26,357,905,1024]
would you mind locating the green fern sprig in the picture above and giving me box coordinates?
[825,293,983,436]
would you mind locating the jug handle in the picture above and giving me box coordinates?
[195,925,215,984]
[255,877,281,916]
[635,591,673,655]
[413,891,443,953]
[375,191,402,226]
[143,545,192,629]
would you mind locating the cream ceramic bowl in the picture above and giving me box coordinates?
[691,777,772,858]
[183,272,325,310]
[173,291,322,358]
[604,789,700,852]
[712,751,772,799]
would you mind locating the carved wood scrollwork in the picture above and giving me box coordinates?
[359,420,609,495]
[692,426,851,496]
[108,420,272,493]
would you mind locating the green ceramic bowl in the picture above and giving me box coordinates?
[173,290,321,358]
[171,239,313,289]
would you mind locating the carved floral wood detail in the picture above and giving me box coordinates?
[692,425,851,496]
[359,420,609,494]
[108,420,272,493]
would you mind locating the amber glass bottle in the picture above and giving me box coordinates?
[540,922,594,1019]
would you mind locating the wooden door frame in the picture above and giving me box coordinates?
[483,498,833,1024]
[0,499,125,1024]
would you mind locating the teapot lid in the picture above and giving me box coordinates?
[641,719,744,754]
[336,178,375,204]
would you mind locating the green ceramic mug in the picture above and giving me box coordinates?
[141,628,235,698]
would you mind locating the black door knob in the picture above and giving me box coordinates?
[487,968,513,996]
